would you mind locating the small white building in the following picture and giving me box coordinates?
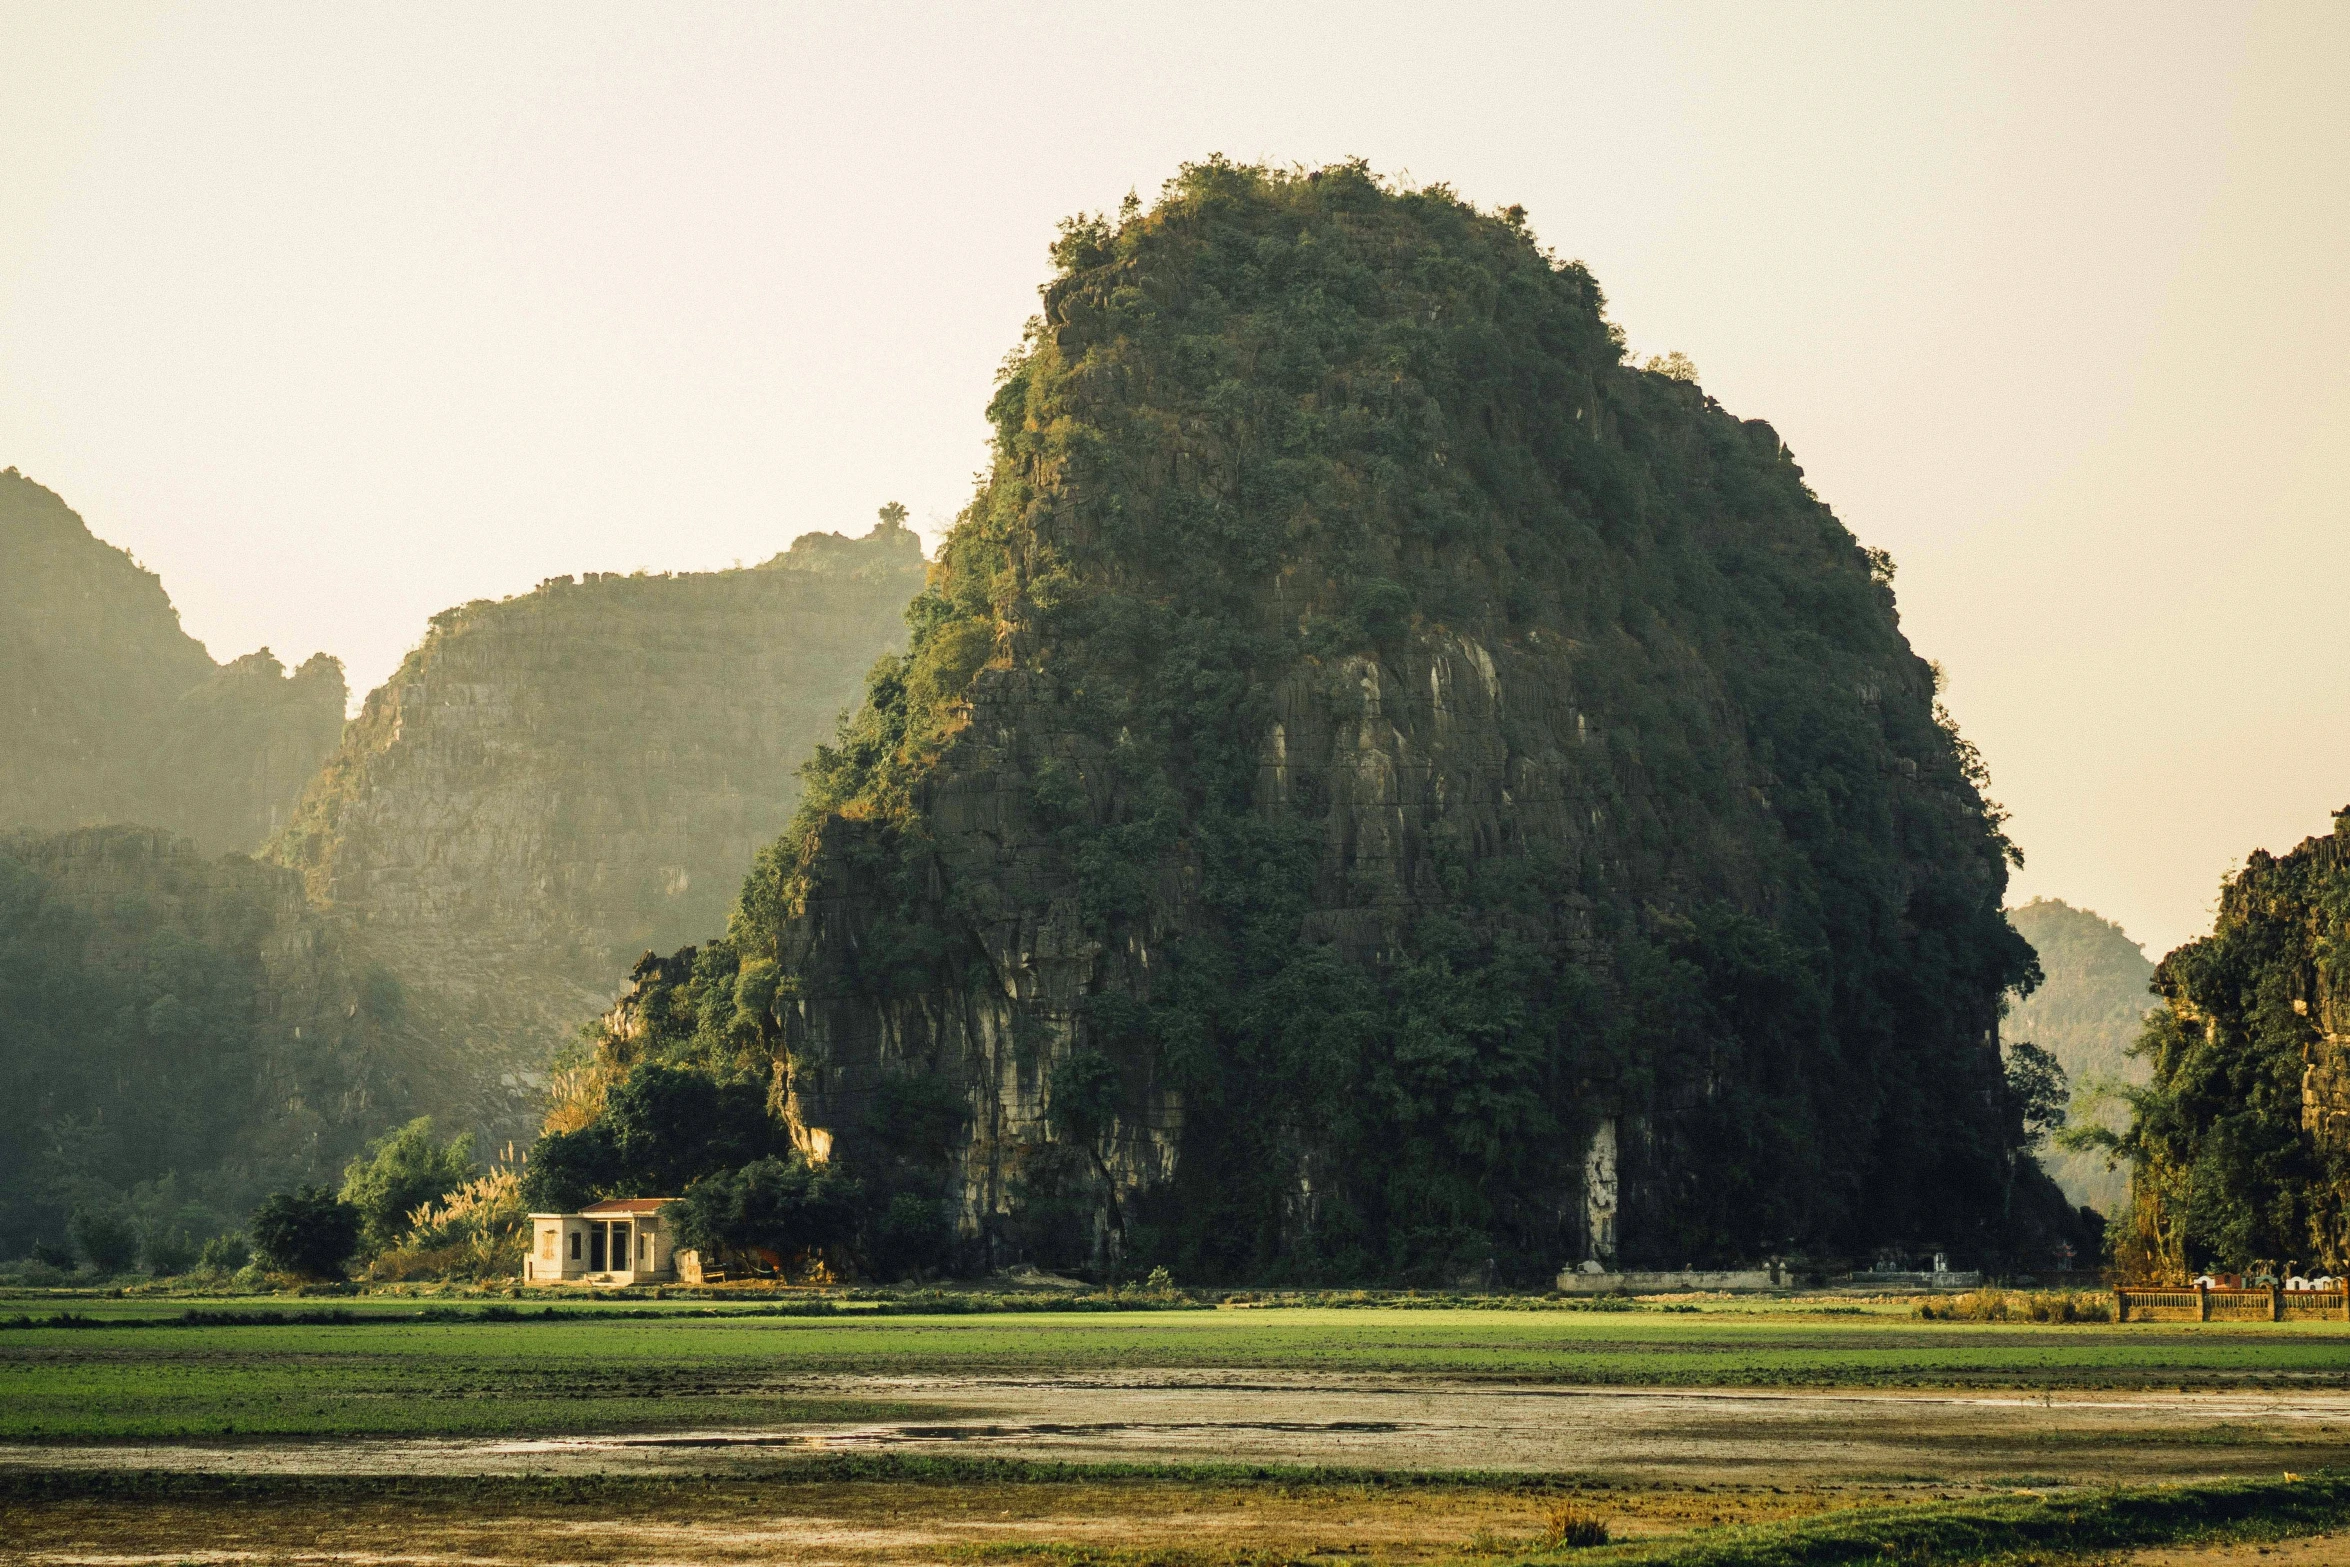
[523,1197,683,1286]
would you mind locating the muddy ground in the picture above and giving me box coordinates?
[7,1370,2350,1564]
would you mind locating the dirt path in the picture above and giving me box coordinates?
[8,1370,2349,1485]
[2121,1533,2348,1563]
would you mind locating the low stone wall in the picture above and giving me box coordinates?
[1555,1264,2000,1294]
[1557,1268,1787,1294]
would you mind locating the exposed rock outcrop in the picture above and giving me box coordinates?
[0,468,347,853]
[270,517,927,1137]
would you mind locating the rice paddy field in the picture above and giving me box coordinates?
[4,1294,2349,1564]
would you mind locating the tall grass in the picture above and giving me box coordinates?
[1914,1287,2111,1322]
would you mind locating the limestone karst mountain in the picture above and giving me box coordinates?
[269,516,929,1140]
[0,468,347,853]
[2005,897,2156,1214]
[548,162,2084,1284]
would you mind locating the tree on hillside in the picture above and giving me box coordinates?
[2006,1041,2070,1143]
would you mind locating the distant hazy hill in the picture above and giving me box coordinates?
[268,516,929,1139]
[0,469,346,853]
[0,492,927,1256]
[0,826,418,1256]
[2007,897,2156,1214]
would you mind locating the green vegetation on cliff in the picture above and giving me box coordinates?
[2091,810,2350,1278]
[0,468,346,854]
[545,161,2073,1285]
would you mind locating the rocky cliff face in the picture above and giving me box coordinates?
[0,827,419,1252]
[0,468,347,853]
[270,518,926,1137]
[589,164,2064,1284]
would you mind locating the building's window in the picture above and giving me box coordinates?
[569,1230,581,1261]
[540,1230,554,1261]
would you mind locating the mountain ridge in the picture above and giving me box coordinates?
[0,467,347,853]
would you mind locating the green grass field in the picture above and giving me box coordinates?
[5,1299,2348,1442]
[8,1300,2350,1563]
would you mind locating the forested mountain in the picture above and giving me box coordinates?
[2101,809,2350,1278]
[2006,897,2156,1214]
[267,516,928,1141]
[534,161,2082,1286]
[0,827,415,1257]
[0,469,346,853]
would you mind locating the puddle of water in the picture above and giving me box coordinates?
[489,1418,1427,1453]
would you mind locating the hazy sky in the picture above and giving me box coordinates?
[3,3,2344,957]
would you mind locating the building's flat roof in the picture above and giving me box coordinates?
[526,1198,678,1220]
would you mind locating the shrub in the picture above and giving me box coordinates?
[1543,1504,1611,1548]
[68,1209,140,1274]
[368,1164,528,1280]
[1915,1287,2111,1323]
[197,1233,252,1273]
[340,1117,477,1257]
[140,1226,199,1276]
[8,1257,68,1287]
[248,1187,362,1279]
